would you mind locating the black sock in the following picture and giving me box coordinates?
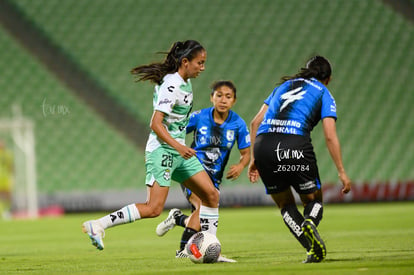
[303,201,323,227]
[281,204,311,251]
[180,227,198,251]
[175,213,189,227]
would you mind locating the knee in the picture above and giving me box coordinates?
[204,189,219,207]
[301,190,323,206]
[146,204,164,218]
[278,202,293,210]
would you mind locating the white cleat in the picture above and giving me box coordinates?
[156,208,183,237]
[82,220,105,250]
[217,254,237,263]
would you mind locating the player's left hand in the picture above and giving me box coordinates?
[226,164,243,180]
[338,171,352,194]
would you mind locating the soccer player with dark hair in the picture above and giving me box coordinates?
[248,56,352,263]
[82,40,221,252]
[156,80,250,262]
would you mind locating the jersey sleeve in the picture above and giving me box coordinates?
[321,88,337,120]
[237,119,251,150]
[154,83,177,115]
[264,86,278,105]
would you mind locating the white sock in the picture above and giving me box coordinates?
[98,204,141,229]
[199,205,219,236]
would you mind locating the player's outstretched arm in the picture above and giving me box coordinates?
[322,117,351,194]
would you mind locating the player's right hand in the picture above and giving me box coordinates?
[177,144,196,160]
[247,162,259,183]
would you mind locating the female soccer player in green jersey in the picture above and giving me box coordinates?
[82,40,220,252]
[156,81,250,262]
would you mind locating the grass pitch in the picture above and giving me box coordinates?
[0,202,413,274]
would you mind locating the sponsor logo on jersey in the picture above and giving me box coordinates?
[245,134,251,144]
[199,126,208,135]
[200,136,207,145]
[158,98,172,106]
[269,127,298,135]
[263,119,301,128]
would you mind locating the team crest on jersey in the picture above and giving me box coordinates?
[226,130,235,141]
[163,169,171,181]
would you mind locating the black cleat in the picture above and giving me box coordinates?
[301,219,326,262]
[302,250,322,263]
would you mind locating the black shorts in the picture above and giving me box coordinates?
[254,133,321,194]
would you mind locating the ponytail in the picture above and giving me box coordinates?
[131,40,205,85]
[280,56,332,84]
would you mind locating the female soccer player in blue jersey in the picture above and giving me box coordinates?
[248,56,352,263]
[82,40,221,252]
[156,81,251,261]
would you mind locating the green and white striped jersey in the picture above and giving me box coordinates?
[145,72,193,152]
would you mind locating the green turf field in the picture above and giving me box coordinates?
[0,202,413,274]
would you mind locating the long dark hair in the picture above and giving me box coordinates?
[131,40,205,85]
[280,55,332,84]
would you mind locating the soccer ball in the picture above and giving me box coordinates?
[186,231,221,263]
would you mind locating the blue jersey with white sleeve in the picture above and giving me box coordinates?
[186,107,250,188]
[257,78,337,137]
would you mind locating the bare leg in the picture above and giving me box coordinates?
[182,170,218,231]
[182,193,201,230]
[96,182,169,230]
[182,170,219,208]
[135,182,170,218]
[269,188,295,209]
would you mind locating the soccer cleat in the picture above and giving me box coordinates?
[302,250,322,263]
[175,249,189,258]
[301,219,326,262]
[82,220,105,250]
[217,254,237,263]
[156,208,183,237]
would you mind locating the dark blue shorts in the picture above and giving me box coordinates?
[180,178,220,212]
